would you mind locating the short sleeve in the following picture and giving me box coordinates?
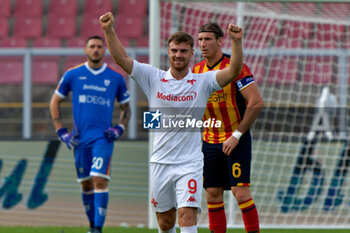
[130,60,159,96]
[116,76,130,104]
[55,72,72,98]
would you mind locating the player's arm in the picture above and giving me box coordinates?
[50,93,79,149]
[222,83,264,155]
[119,102,131,128]
[49,93,64,131]
[216,24,243,88]
[100,12,134,75]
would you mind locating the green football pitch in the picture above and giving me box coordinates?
[0,227,349,233]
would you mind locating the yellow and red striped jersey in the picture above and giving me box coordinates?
[192,54,254,144]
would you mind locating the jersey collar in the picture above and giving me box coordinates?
[206,54,226,70]
[165,68,192,80]
[84,62,107,75]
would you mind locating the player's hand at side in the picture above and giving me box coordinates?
[227,24,243,41]
[104,124,125,142]
[56,128,80,150]
[222,135,239,156]
[99,12,114,30]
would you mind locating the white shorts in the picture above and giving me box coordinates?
[149,159,203,213]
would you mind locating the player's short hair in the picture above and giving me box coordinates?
[86,35,104,45]
[198,22,224,39]
[167,31,194,48]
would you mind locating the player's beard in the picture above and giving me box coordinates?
[88,54,103,64]
[170,57,189,71]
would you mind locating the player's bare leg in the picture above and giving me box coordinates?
[178,207,198,233]
[156,208,176,233]
[232,187,260,233]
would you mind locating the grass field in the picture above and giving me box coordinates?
[0,227,349,233]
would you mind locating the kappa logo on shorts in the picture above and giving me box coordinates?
[143,110,161,129]
[186,196,197,202]
[151,198,158,207]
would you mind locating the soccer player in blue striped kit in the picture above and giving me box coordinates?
[49,35,130,233]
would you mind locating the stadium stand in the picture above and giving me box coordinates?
[0,17,9,38]
[47,14,76,38]
[80,14,105,38]
[319,3,350,20]
[13,16,43,39]
[118,0,148,17]
[49,0,78,17]
[0,59,23,84]
[66,36,86,47]
[32,60,59,84]
[83,0,113,17]
[0,36,27,47]
[267,57,299,85]
[14,0,43,17]
[302,57,335,84]
[115,14,144,39]
[0,0,11,17]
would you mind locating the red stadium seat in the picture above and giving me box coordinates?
[254,2,284,13]
[0,59,23,84]
[118,0,148,17]
[136,36,149,47]
[315,23,346,44]
[80,13,105,38]
[281,21,313,40]
[32,37,61,47]
[0,17,9,38]
[302,57,334,84]
[14,0,43,16]
[286,3,317,17]
[84,0,113,17]
[319,3,350,20]
[49,0,77,16]
[32,60,59,84]
[0,0,11,17]
[274,37,303,48]
[66,37,86,47]
[244,56,266,85]
[0,37,27,47]
[13,16,43,39]
[115,14,144,39]
[267,57,299,85]
[244,17,279,48]
[47,14,76,39]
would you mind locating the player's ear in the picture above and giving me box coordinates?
[217,37,223,46]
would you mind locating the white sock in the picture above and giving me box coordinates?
[159,226,176,233]
[180,225,197,233]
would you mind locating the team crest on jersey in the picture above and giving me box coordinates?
[160,78,169,83]
[187,79,196,85]
[104,79,110,86]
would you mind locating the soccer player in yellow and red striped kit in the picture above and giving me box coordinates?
[193,22,264,233]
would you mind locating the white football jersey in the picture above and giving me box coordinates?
[131,60,221,164]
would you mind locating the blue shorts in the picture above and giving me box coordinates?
[73,140,114,183]
[202,132,252,189]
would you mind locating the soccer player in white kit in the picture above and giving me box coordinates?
[100,12,243,233]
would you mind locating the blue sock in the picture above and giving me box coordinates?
[94,190,109,228]
[82,191,95,227]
